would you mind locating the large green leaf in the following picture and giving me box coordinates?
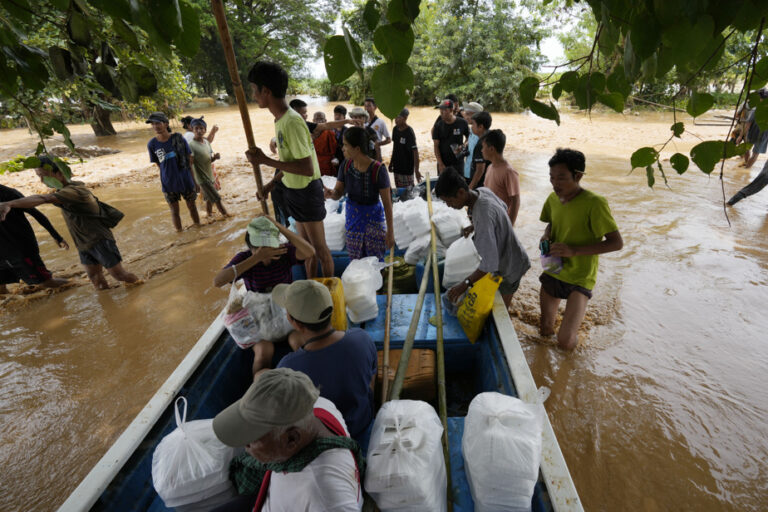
[115,72,139,103]
[750,58,768,90]
[529,100,560,125]
[386,0,408,24]
[551,83,562,101]
[631,147,658,168]
[42,176,64,190]
[573,73,603,109]
[754,101,768,131]
[518,76,538,107]
[0,0,32,24]
[48,47,74,81]
[23,156,41,169]
[67,11,91,47]
[607,69,630,98]
[149,0,183,42]
[93,63,119,96]
[88,0,131,19]
[324,35,362,83]
[373,24,413,63]
[686,91,714,118]
[363,0,381,32]
[690,141,729,174]
[645,165,655,188]
[125,64,158,96]
[111,18,140,50]
[670,153,689,174]
[0,53,18,95]
[559,71,579,92]
[50,119,75,153]
[623,34,640,80]
[174,0,200,58]
[370,62,413,119]
[629,13,660,60]
[671,122,684,138]
[598,92,625,113]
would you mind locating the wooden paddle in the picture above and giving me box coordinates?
[210,0,270,214]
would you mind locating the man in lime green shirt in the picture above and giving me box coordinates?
[244,61,332,278]
[539,148,623,350]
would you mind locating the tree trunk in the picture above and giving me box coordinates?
[90,104,117,136]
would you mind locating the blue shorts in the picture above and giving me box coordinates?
[79,238,122,269]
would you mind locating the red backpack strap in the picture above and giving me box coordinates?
[252,471,272,512]
[342,158,353,178]
[370,160,382,187]
[313,407,362,499]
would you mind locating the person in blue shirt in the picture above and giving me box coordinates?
[146,112,200,232]
[272,279,377,442]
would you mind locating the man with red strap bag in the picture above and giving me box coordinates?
[212,368,364,512]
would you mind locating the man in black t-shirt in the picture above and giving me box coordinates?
[431,99,469,173]
[389,108,421,188]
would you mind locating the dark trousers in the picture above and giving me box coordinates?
[729,159,768,204]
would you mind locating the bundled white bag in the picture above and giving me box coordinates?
[152,397,237,508]
[393,204,414,249]
[462,390,549,512]
[442,236,482,289]
[366,400,447,512]
[242,291,293,342]
[404,234,432,265]
[432,209,464,247]
[403,197,431,238]
[324,211,346,251]
[342,256,384,323]
[222,280,261,349]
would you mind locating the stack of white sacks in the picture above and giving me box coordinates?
[341,256,383,323]
[395,198,469,266]
[324,212,345,251]
[462,392,547,512]
[442,236,482,288]
[365,400,447,512]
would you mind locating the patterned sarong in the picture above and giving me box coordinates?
[345,198,386,260]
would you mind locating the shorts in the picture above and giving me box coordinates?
[79,238,123,269]
[394,173,415,188]
[498,277,521,296]
[198,180,221,203]
[539,272,592,300]
[164,189,197,204]
[0,253,52,285]
[284,179,326,223]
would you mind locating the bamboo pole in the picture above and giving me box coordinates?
[425,173,453,511]
[210,0,270,214]
[388,251,432,401]
[381,248,395,403]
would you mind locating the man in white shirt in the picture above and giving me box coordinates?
[213,368,363,512]
[364,97,391,156]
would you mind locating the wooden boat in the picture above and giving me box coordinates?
[57,260,583,512]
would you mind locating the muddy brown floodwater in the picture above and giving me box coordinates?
[1,102,767,511]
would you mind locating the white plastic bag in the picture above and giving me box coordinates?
[222,279,261,349]
[152,397,237,508]
[432,209,463,247]
[442,236,482,289]
[324,212,346,251]
[366,400,447,512]
[342,257,384,322]
[462,390,549,512]
[403,197,431,238]
[404,234,432,265]
[393,204,414,249]
[242,291,293,342]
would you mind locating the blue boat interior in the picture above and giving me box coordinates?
[94,292,552,512]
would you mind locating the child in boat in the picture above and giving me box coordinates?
[325,126,394,259]
[539,148,623,350]
[188,117,229,218]
[213,215,315,373]
[436,166,530,309]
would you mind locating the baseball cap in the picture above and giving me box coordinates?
[246,217,280,248]
[146,112,169,124]
[462,102,483,114]
[272,280,333,324]
[398,108,410,118]
[213,368,320,447]
[435,99,454,110]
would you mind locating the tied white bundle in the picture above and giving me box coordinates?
[442,236,482,289]
[324,212,346,251]
[342,256,385,322]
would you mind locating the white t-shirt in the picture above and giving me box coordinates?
[262,398,362,512]
[183,131,194,143]
[367,117,390,142]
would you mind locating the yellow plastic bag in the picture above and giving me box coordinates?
[457,273,502,343]
[312,277,348,331]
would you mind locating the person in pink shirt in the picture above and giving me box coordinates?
[481,129,520,225]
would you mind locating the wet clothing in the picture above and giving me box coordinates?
[225,244,300,292]
[390,125,417,176]
[470,188,530,288]
[432,116,469,169]
[148,134,196,194]
[539,189,619,290]
[0,253,52,285]
[53,182,115,251]
[338,160,390,259]
[0,185,63,260]
[278,328,377,440]
[163,189,197,204]
[275,108,322,190]
[78,237,122,268]
[539,272,592,299]
[189,138,221,202]
[484,163,520,212]
[728,158,768,205]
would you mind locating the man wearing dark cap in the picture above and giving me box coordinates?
[390,108,421,188]
[146,112,201,232]
[213,368,363,511]
[270,280,377,442]
[432,99,469,174]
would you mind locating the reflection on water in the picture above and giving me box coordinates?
[1,104,768,511]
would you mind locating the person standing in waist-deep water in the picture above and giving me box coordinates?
[0,183,70,294]
[146,112,201,232]
[0,157,139,290]
[188,117,229,218]
[389,108,421,188]
[326,126,394,260]
[245,61,334,278]
[539,148,623,350]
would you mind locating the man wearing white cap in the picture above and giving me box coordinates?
[272,280,377,442]
[213,368,364,511]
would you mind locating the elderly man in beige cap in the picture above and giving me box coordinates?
[213,368,364,511]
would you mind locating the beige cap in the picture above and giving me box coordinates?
[213,368,320,447]
[462,101,483,114]
[272,280,333,324]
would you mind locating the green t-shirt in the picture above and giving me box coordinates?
[539,189,618,290]
[275,108,321,189]
[188,138,214,184]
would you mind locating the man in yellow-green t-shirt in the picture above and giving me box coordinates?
[244,61,333,278]
[539,148,623,351]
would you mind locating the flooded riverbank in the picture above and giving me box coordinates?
[1,103,767,510]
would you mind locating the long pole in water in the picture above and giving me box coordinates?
[210,0,270,214]
[388,251,432,401]
[425,173,453,511]
[381,249,395,403]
